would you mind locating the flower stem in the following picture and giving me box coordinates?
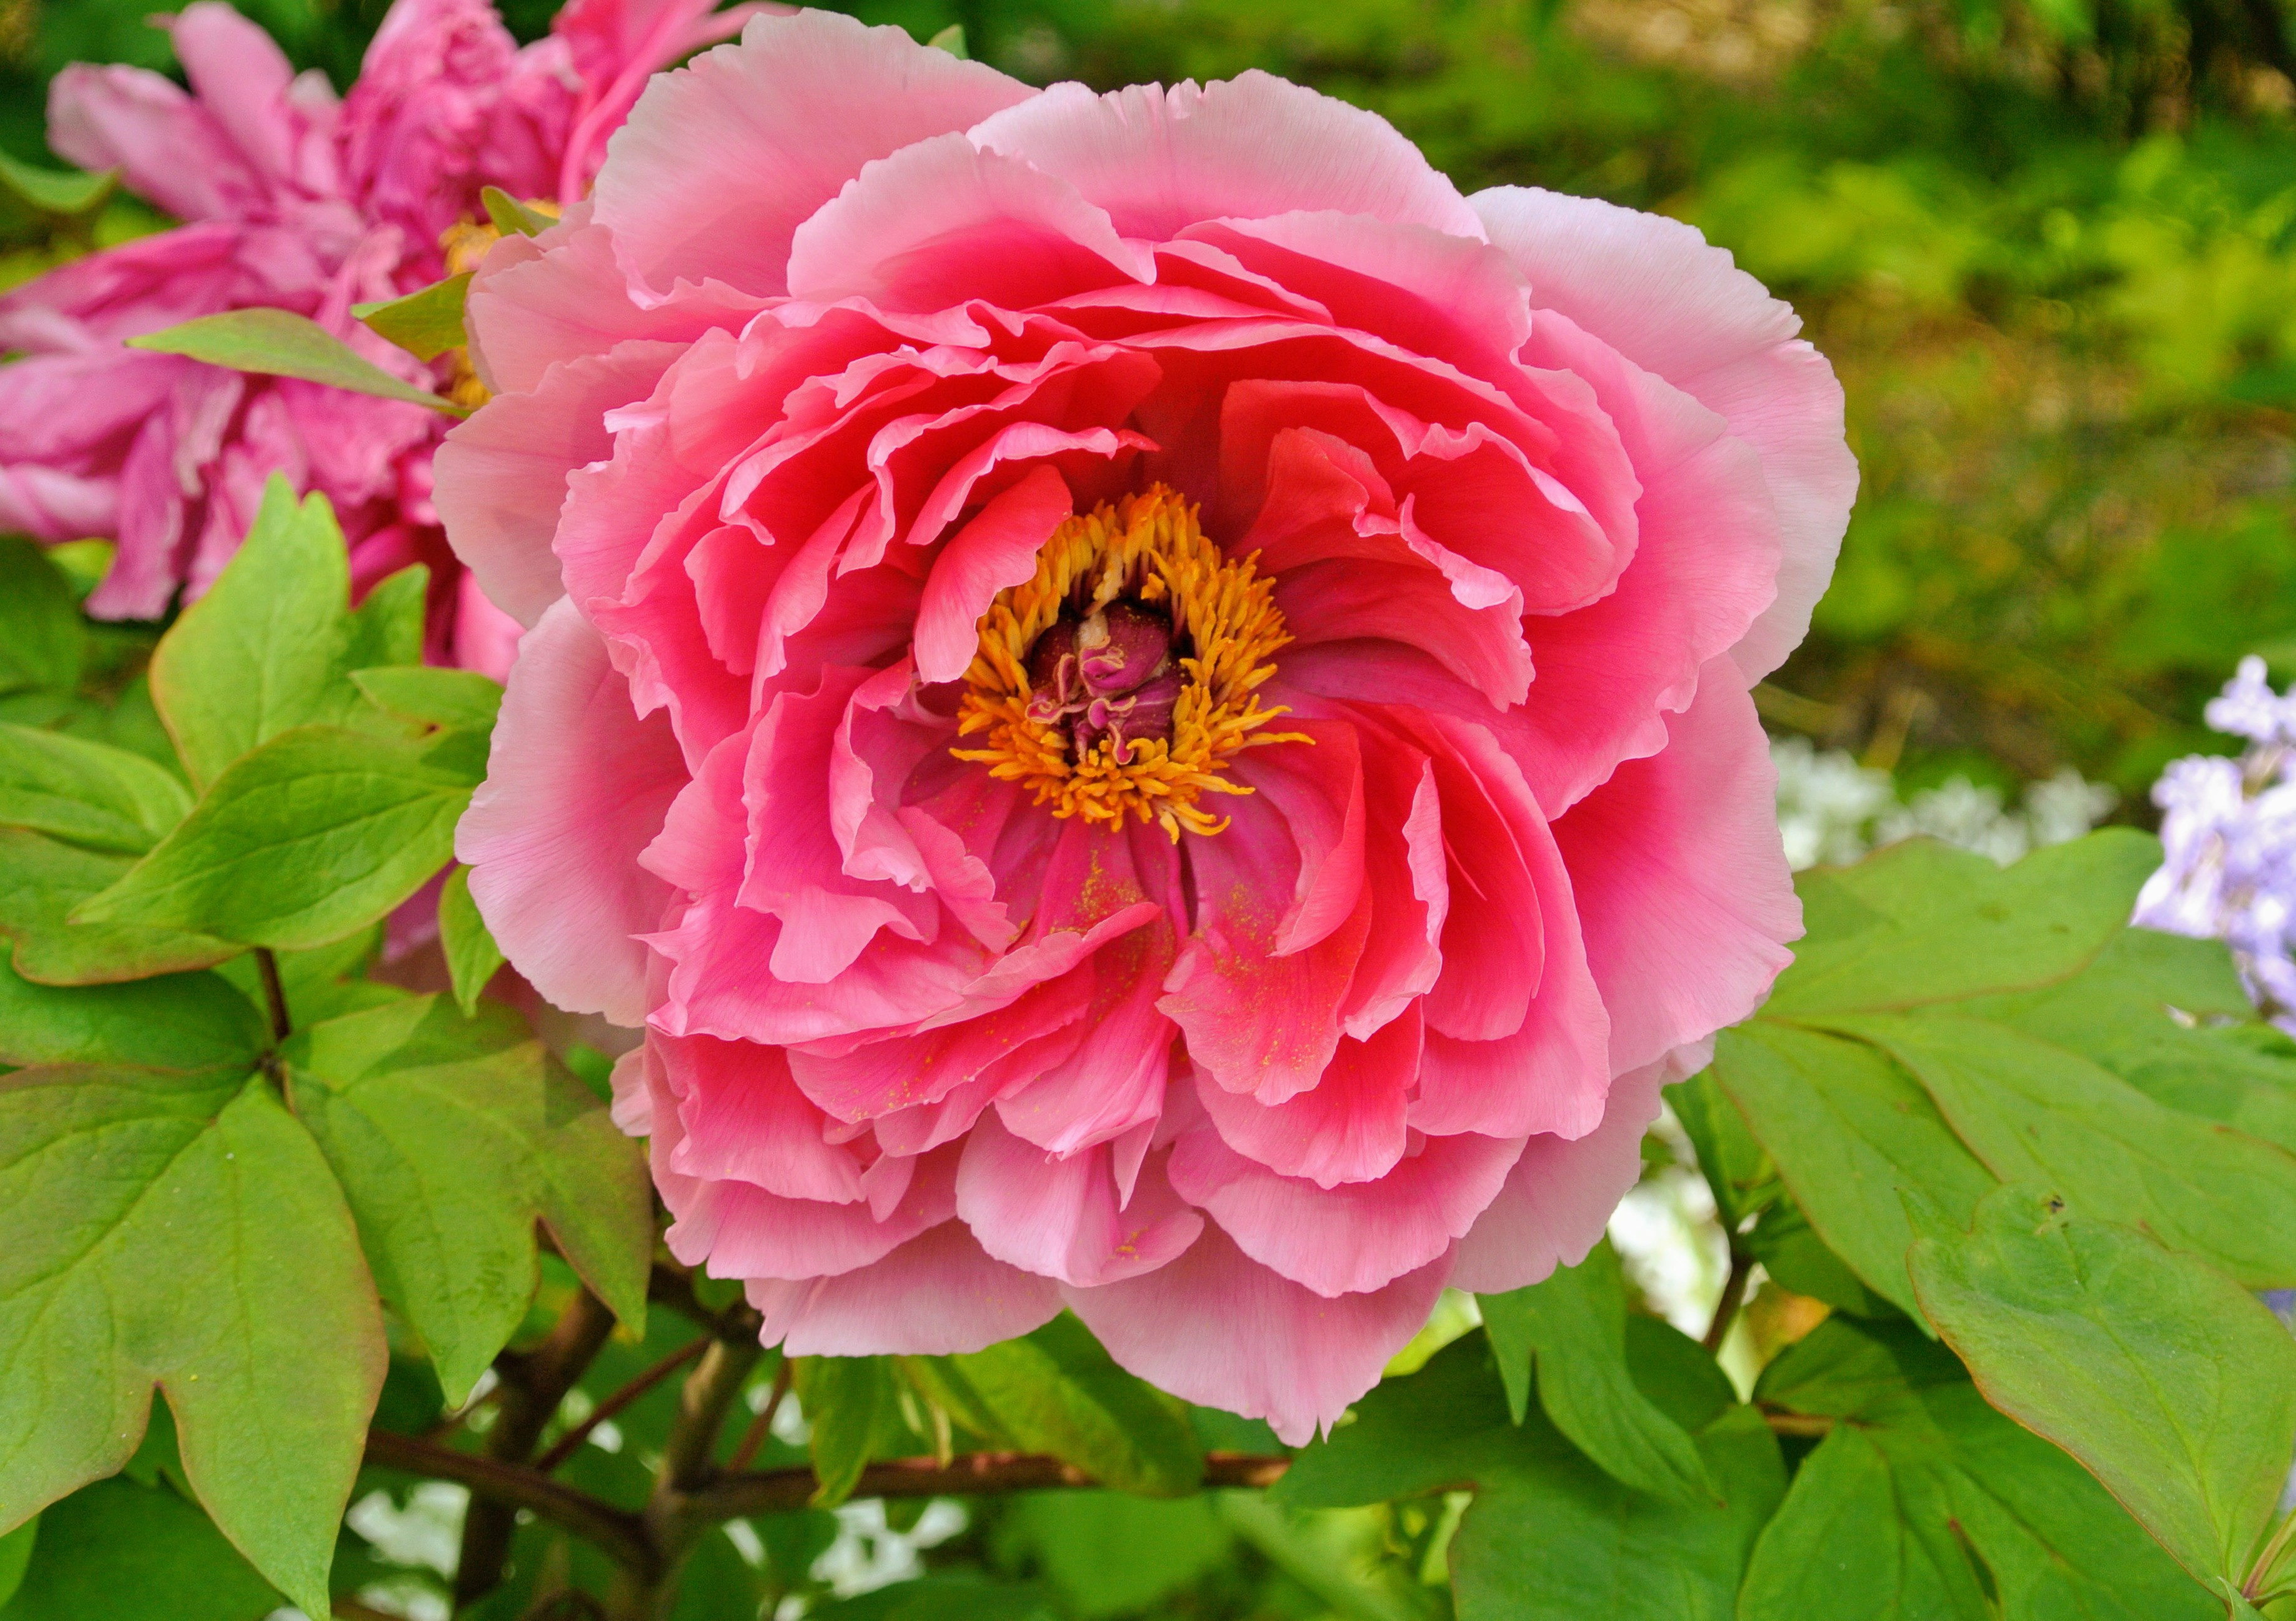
[254,946,291,1044]
[534,1335,711,1475]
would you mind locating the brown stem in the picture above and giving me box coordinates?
[607,1336,764,1621]
[681,1450,1292,1523]
[1702,1247,1755,1354]
[454,1288,620,1609]
[1759,1409,1834,1438]
[534,1335,711,1474]
[365,1430,650,1573]
[724,1356,790,1474]
[255,947,291,1044]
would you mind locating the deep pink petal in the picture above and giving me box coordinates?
[1193,1003,1420,1187]
[913,463,1075,682]
[956,1113,1203,1288]
[657,1030,866,1203]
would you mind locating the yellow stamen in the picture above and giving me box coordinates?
[433,199,562,411]
[953,485,1307,839]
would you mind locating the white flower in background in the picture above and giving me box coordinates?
[1771,739,2115,873]
[2135,657,2296,1026]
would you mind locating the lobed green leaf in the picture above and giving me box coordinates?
[0,827,238,986]
[285,996,650,1401]
[0,724,191,856]
[437,865,506,1016]
[352,273,472,363]
[0,1066,385,1617]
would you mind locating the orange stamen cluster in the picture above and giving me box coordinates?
[953,485,1305,839]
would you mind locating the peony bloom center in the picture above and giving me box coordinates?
[953,485,1303,839]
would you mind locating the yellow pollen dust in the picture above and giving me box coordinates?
[953,485,1306,840]
[433,199,561,411]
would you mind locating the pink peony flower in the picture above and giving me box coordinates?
[0,0,759,670]
[445,9,1855,1440]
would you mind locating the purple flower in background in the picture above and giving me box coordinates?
[2135,656,2296,1026]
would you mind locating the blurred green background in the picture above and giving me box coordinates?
[8,0,2296,809]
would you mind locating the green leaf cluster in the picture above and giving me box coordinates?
[0,480,645,1618]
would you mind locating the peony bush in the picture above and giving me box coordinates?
[3,11,2296,1621]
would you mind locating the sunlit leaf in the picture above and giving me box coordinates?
[127,310,464,415]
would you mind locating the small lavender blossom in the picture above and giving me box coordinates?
[2135,657,2296,1026]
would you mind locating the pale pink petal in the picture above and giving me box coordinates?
[1472,186,1856,681]
[1447,1038,1708,1293]
[436,341,682,626]
[784,133,1153,310]
[1167,1118,1520,1296]
[968,74,1486,243]
[657,1031,865,1203]
[1550,661,1799,1076]
[747,1220,1061,1355]
[593,9,1031,298]
[1065,1222,1450,1445]
[457,598,684,1024]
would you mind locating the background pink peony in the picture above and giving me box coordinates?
[446,8,1856,1441]
[0,0,760,670]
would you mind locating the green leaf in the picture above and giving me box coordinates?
[126,310,465,415]
[1449,1404,1784,1621]
[1273,1334,1517,1508]
[0,827,238,986]
[149,479,378,792]
[926,22,970,56]
[1908,1184,2296,1601]
[285,996,650,1401]
[0,724,191,854]
[0,1516,31,1609]
[0,1478,281,1621]
[1765,831,2159,1017]
[438,866,505,1016]
[929,1314,1206,1497]
[1746,1198,1894,1316]
[996,1493,1232,1620]
[73,724,482,951]
[0,1066,385,1617]
[1829,1010,2296,1286]
[1743,1316,2217,1621]
[1671,1069,1778,1230]
[798,1356,908,1508]
[353,665,503,734]
[0,151,116,216]
[0,541,82,699]
[0,958,264,1069]
[352,273,472,363]
[1712,1020,1995,1316]
[480,186,556,238]
[346,567,430,674]
[1476,1240,1714,1502]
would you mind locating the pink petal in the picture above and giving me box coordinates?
[956,1113,1203,1288]
[657,1031,866,1203]
[667,1137,960,1281]
[1472,186,1856,682]
[968,74,1486,243]
[1193,1003,1420,1187]
[593,9,1031,298]
[747,1220,1061,1356]
[1167,1116,1520,1296]
[1447,1038,1707,1293]
[1064,1221,1450,1446]
[1550,660,1799,1076]
[911,462,1074,682]
[435,340,682,627]
[457,599,684,1025]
